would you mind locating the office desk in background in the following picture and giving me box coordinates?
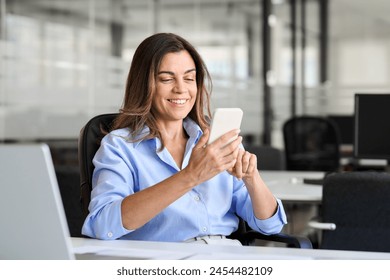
[71,237,390,260]
[260,170,324,203]
[260,170,324,237]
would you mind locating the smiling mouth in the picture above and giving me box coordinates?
[168,99,187,105]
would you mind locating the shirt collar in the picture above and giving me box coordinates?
[183,117,203,144]
[132,126,151,148]
[132,117,203,149]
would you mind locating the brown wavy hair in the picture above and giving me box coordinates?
[111,33,212,148]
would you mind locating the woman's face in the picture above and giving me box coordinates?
[152,50,197,123]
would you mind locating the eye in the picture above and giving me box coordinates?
[184,76,195,82]
[159,77,173,83]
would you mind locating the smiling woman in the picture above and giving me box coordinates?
[153,51,197,125]
[112,33,213,149]
[81,33,287,244]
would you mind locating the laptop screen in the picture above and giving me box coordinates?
[0,143,74,260]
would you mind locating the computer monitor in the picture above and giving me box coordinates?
[328,114,354,145]
[354,93,390,163]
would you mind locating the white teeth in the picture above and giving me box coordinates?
[169,99,186,105]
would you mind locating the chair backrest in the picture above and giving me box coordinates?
[320,171,390,252]
[244,145,285,170]
[283,116,341,172]
[78,113,118,216]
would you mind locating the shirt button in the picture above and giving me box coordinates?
[194,196,200,201]
[107,232,113,238]
[202,227,207,232]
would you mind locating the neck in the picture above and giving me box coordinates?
[157,119,187,142]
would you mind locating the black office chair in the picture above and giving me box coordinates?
[283,116,341,172]
[78,113,312,248]
[244,145,286,170]
[308,171,390,252]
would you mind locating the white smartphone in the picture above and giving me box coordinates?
[207,108,243,145]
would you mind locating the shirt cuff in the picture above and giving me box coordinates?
[253,198,288,234]
[90,199,134,240]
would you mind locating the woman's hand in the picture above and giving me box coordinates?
[185,130,278,220]
[184,128,242,185]
[227,149,258,182]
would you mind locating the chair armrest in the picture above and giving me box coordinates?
[307,220,336,230]
[241,231,313,249]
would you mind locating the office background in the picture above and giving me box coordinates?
[1,0,390,251]
[1,0,390,149]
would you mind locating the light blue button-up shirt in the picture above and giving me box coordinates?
[82,117,287,241]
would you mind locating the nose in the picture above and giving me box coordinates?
[174,79,187,94]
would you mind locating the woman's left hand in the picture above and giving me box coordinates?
[228,150,278,219]
[227,149,258,182]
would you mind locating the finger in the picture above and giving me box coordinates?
[226,158,237,174]
[220,136,242,159]
[234,149,245,179]
[212,129,240,149]
[220,147,239,167]
[241,151,251,173]
[245,154,257,174]
[195,128,210,149]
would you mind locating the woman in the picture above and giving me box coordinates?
[82,33,287,244]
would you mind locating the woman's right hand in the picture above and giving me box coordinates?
[184,128,242,184]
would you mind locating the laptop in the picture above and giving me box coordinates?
[0,143,75,259]
[0,143,196,260]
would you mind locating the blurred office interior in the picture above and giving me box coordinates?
[1,0,390,239]
[1,0,390,148]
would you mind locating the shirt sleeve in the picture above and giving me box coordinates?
[232,179,288,235]
[81,134,134,240]
[252,198,288,234]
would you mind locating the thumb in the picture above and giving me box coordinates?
[196,128,210,149]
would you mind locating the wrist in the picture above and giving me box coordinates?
[179,167,200,188]
[243,171,261,190]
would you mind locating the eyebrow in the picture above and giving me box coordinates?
[158,68,196,75]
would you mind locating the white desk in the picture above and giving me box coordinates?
[261,170,324,203]
[71,237,390,260]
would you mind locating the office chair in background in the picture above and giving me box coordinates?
[308,171,390,252]
[244,145,285,170]
[78,113,312,248]
[283,116,341,172]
